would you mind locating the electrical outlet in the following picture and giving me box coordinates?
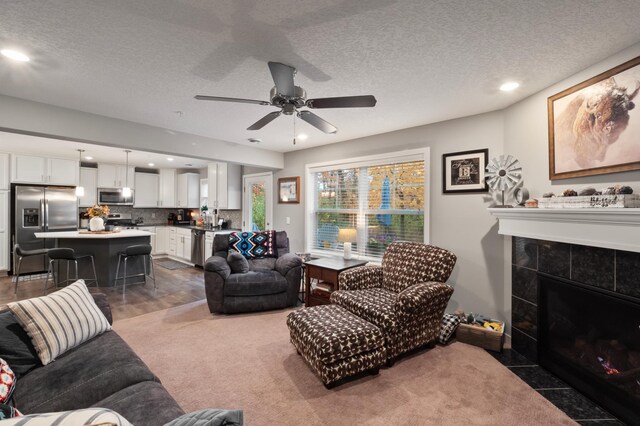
[286,216,290,225]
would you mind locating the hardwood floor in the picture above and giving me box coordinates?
[0,258,207,322]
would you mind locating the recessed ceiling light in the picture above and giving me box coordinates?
[84,156,93,160]
[248,138,261,144]
[297,133,308,141]
[167,157,174,161]
[499,81,520,92]
[1,49,30,62]
[148,162,155,167]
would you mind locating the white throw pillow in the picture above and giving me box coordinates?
[0,407,132,425]
[7,280,111,365]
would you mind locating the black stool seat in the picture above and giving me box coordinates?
[46,247,98,289]
[13,244,50,295]
[15,246,49,257]
[115,244,156,295]
[47,248,94,261]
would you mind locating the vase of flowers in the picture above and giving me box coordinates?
[86,205,110,232]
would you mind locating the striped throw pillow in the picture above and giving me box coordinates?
[0,408,132,425]
[7,280,111,365]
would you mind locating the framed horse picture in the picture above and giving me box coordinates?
[548,56,640,180]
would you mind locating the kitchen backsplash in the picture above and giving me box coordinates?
[78,206,242,228]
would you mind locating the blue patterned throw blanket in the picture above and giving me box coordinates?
[229,231,276,259]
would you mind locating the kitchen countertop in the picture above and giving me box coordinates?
[137,224,241,233]
[35,230,153,239]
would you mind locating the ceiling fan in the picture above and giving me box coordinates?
[195,62,377,134]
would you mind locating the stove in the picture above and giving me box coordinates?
[106,213,139,229]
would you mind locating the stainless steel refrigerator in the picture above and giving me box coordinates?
[13,185,78,274]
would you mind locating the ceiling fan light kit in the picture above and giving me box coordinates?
[195,61,377,142]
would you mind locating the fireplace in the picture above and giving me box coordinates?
[538,273,640,424]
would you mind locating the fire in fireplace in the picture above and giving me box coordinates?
[538,273,640,424]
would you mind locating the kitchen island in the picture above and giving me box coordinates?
[35,230,152,287]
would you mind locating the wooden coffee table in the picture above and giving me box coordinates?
[304,257,368,307]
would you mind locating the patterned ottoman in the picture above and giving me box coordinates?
[286,304,386,388]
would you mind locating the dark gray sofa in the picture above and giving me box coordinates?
[204,231,302,314]
[7,293,184,425]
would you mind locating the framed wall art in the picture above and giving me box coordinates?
[548,56,640,180]
[278,176,300,203]
[442,148,489,194]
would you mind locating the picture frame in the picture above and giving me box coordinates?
[442,149,489,194]
[278,176,300,204]
[548,56,640,180]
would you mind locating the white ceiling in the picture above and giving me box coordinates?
[1,1,640,153]
[0,132,210,169]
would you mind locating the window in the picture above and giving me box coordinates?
[306,149,428,260]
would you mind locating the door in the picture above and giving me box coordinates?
[12,155,46,183]
[14,186,46,273]
[242,173,273,231]
[79,167,98,207]
[159,169,176,207]
[0,191,7,270]
[0,154,9,190]
[47,158,78,185]
[45,187,77,231]
[134,173,159,207]
[98,164,118,187]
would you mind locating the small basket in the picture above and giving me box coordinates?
[456,322,505,352]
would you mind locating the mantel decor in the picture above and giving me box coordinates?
[278,176,300,204]
[442,149,488,194]
[548,56,640,180]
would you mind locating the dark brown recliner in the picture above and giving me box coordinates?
[204,231,302,314]
[330,242,457,363]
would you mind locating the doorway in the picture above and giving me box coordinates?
[242,173,273,231]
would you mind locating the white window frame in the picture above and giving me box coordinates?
[305,148,430,260]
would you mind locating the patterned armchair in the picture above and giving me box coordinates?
[330,242,457,363]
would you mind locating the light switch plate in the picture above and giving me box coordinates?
[286,216,291,225]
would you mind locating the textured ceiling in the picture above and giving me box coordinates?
[1,0,640,153]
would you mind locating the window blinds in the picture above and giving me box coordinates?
[310,159,425,259]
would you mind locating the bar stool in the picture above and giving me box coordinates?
[13,244,50,295]
[114,244,156,295]
[46,248,99,290]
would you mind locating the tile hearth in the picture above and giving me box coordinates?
[491,349,622,425]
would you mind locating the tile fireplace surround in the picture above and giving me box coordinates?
[510,237,640,361]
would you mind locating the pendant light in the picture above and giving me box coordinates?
[75,149,85,197]
[122,150,132,198]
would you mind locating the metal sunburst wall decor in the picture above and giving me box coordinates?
[486,154,522,208]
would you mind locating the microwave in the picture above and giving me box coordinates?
[97,188,135,205]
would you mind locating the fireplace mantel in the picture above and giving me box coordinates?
[489,207,640,253]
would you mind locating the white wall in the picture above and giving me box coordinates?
[504,42,640,195]
[0,94,283,169]
[274,111,508,324]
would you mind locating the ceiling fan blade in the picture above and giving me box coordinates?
[247,111,282,130]
[268,62,296,97]
[194,95,270,106]
[306,95,377,109]
[297,111,337,134]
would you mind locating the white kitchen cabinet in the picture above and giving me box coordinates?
[0,154,9,190]
[97,164,135,189]
[177,173,200,209]
[168,227,177,257]
[47,158,79,185]
[175,227,191,260]
[138,226,157,255]
[134,172,159,207]
[159,169,176,207]
[79,167,98,207]
[207,162,241,210]
[205,232,213,260]
[155,227,170,254]
[11,155,78,185]
[0,191,8,271]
